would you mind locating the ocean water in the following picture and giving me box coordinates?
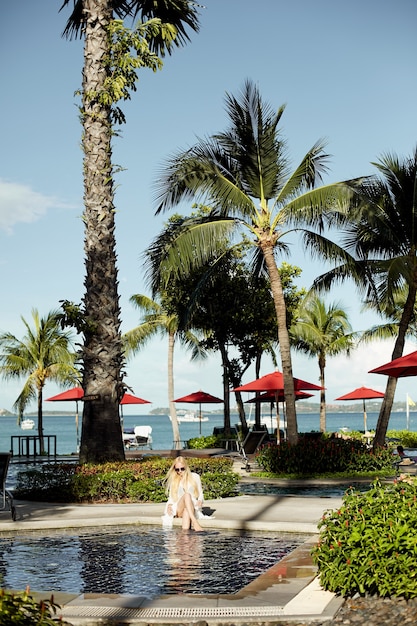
[1,410,416,457]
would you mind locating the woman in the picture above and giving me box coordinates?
[163,456,204,531]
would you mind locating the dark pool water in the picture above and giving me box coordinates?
[0,526,306,597]
[238,481,370,497]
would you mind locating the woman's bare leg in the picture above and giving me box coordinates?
[176,493,203,531]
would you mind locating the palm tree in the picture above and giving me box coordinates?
[313,147,417,447]
[123,294,206,449]
[60,1,201,462]
[290,295,358,432]
[151,80,355,444]
[0,309,78,453]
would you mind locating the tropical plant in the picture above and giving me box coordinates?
[0,588,63,626]
[312,477,417,598]
[290,295,358,431]
[0,309,78,453]
[256,436,393,476]
[170,248,279,432]
[123,293,206,448]
[14,457,239,502]
[313,147,417,448]
[150,80,356,443]
[59,0,201,462]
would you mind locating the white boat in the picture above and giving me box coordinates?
[169,410,209,424]
[20,418,35,430]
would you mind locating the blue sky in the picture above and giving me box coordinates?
[1,0,417,415]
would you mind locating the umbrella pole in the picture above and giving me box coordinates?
[275,392,281,444]
[363,399,367,432]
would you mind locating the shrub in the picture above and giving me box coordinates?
[255,436,393,476]
[14,457,240,503]
[187,435,225,449]
[0,588,67,625]
[386,430,417,448]
[312,477,417,598]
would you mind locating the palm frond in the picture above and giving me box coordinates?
[145,216,237,294]
[277,182,355,232]
[359,323,403,344]
[154,139,256,218]
[275,140,330,205]
[61,0,201,54]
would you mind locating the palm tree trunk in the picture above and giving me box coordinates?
[254,352,261,428]
[79,0,125,463]
[318,354,326,432]
[37,387,45,455]
[373,273,417,448]
[219,343,231,433]
[168,331,181,449]
[261,242,298,444]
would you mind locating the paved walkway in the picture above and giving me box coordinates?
[0,491,345,625]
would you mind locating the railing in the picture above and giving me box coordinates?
[10,435,57,458]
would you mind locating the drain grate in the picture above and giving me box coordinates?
[62,605,285,618]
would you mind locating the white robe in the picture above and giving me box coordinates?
[164,471,204,517]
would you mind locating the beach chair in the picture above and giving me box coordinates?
[235,430,267,471]
[0,453,16,521]
[133,425,153,449]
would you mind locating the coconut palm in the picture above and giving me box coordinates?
[152,80,355,444]
[123,294,206,449]
[313,147,417,447]
[60,1,201,462]
[0,310,78,453]
[290,295,358,432]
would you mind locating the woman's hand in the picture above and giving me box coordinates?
[167,504,173,515]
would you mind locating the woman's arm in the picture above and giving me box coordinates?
[193,472,204,504]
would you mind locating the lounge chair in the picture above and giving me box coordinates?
[0,453,16,520]
[219,430,267,471]
[133,425,153,449]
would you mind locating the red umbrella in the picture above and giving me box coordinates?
[369,350,417,378]
[233,371,323,392]
[46,386,84,452]
[174,390,223,434]
[120,392,151,405]
[335,386,385,432]
[47,387,84,402]
[233,371,322,442]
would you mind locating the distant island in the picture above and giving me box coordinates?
[150,401,414,415]
[0,401,414,418]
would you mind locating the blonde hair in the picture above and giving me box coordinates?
[165,456,199,501]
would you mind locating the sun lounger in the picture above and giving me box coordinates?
[217,430,267,471]
[133,425,153,449]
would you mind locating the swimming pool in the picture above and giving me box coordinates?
[0,526,307,597]
[238,481,371,497]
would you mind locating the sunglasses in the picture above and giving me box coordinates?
[175,467,186,472]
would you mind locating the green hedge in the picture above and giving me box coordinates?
[255,436,394,476]
[312,477,417,598]
[14,456,240,503]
